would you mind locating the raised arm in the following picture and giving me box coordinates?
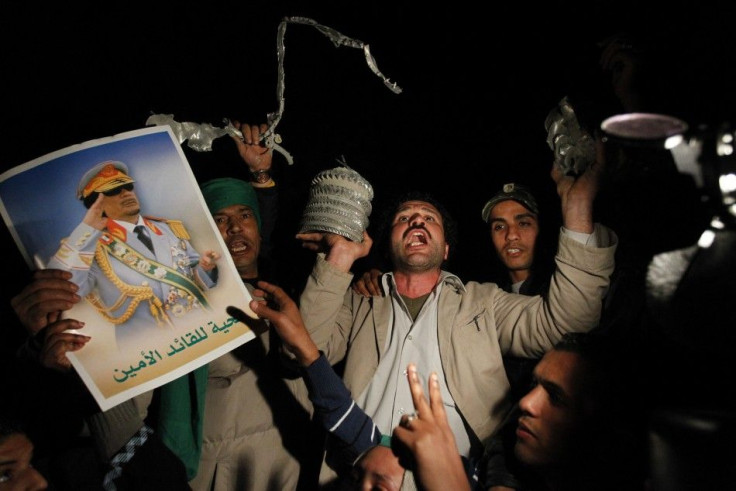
[552,137,604,234]
[230,281,384,463]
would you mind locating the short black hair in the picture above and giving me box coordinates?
[552,332,640,422]
[553,332,615,388]
[0,417,26,440]
[553,331,600,353]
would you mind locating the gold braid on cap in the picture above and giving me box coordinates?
[86,244,173,326]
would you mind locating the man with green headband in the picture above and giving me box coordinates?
[188,122,317,491]
[189,174,315,491]
[200,177,263,283]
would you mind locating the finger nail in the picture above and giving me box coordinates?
[408,364,418,381]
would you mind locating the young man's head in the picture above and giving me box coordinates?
[0,421,48,490]
[513,333,642,475]
[481,183,540,284]
[201,178,262,279]
[377,191,458,273]
[514,338,591,468]
[78,161,140,222]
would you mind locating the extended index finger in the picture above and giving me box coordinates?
[255,280,294,310]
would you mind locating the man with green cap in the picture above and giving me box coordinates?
[189,175,315,491]
[188,122,318,491]
[200,177,264,284]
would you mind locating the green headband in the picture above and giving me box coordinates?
[200,177,261,231]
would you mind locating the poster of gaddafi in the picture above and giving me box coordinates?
[0,125,259,411]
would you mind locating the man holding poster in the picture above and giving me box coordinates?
[7,124,319,490]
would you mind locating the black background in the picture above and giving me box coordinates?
[3,5,735,482]
[2,1,736,284]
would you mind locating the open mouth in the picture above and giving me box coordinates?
[228,238,251,255]
[406,230,428,247]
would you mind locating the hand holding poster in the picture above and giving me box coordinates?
[0,126,259,410]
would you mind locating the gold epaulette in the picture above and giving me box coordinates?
[144,216,191,240]
[166,220,190,240]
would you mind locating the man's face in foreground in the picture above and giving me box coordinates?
[514,349,589,467]
[0,432,48,490]
[212,204,261,278]
[389,200,448,273]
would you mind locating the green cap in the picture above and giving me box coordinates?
[200,177,261,231]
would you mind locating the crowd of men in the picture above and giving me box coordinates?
[2,25,734,491]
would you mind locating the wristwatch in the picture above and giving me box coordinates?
[250,169,271,184]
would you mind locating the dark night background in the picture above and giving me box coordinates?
[2,1,735,285]
[2,3,736,486]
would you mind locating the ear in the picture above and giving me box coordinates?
[443,243,449,260]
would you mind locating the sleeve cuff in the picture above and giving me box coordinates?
[87,399,145,460]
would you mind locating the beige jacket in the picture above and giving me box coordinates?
[189,317,318,491]
[299,225,617,480]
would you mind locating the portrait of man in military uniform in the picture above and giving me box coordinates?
[47,160,222,350]
[1,126,260,409]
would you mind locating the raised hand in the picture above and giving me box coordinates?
[82,193,108,230]
[231,121,273,174]
[197,250,220,271]
[296,230,373,273]
[551,137,605,234]
[392,364,470,491]
[247,281,320,367]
